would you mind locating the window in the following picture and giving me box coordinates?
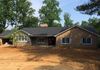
[38,39,44,43]
[61,38,71,44]
[16,35,28,42]
[37,38,46,44]
[82,38,92,45]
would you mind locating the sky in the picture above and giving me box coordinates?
[30,0,100,25]
[8,0,100,29]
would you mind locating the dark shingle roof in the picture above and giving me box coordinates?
[82,26,98,34]
[22,27,64,36]
[22,26,99,36]
[0,30,13,38]
[0,26,99,38]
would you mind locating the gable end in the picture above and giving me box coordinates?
[55,26,100,37]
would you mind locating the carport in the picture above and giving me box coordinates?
[0,30,13,45]
[2,38,13,45]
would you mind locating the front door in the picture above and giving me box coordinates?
[48,37,56,45]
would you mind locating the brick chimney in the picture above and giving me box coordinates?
[39,23,48,27]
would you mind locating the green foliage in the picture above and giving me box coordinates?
[81,17,100,34]
[18,16,39,28]
[0,0,38,31]
[39,0,62,27]
[53,21,62,27]
[88,17,100,34]
[13,0,38,28]
[0,0,14,32]
[76,0,100,15]
[9,28,20,45]
[64,13,73,27]
[0,25,5,33]
[81,21,89,27]
[74,22,80,26]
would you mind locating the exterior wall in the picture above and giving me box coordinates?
[15,41,31,47]
[0,38,2,45]
[13,32,31,47]
[56,27,98,48]
[13,31,56,46]
[30,37,48,45]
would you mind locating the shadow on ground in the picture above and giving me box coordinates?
[34,64,100,70]
[18,46,100,70]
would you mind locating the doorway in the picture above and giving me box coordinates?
[2,38,13,45]
[48,37,56,46]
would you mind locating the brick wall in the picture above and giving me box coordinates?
[56,27,98,48]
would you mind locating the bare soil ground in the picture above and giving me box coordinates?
[0,46,100,70]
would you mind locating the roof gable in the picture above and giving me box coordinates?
[0,30,13,38]
[55,26,100,37]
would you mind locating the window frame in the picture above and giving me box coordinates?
[81,38,92,45]
[61,37,71,44]
[16,35,28,42]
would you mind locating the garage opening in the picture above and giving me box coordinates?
[2,38,13,45]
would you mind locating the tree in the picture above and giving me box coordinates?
[64,13,73,27]
[39,0,62,27]
[76,0,100,34]
[13,0,38,28]
[53,20,62,27]
[76,0,100,15]
[81,17,100,33]
[88,17,100,33]
[20,16,38,28]
[0,0,38,32]
[81,21,89,27]
[0,0,14,32]
[74,22,80,26]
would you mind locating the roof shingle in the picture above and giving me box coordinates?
[22,27,64,36]
[0,26,99,38]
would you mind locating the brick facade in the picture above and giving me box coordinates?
[56,27,98,48]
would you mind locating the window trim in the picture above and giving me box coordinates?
[81,38,92,45]
[61,37,71,44]
[16,35,28,42]
[37,39,46,44]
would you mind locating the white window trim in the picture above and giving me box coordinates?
[16,35,28,42]
[61,38,71,44]
[17,40,28,42]
[81,38,92,45]
[37,38,46,44]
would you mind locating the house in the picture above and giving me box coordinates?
[0,30,13,45]
[0,26,99,48]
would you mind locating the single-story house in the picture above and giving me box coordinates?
[0,26,100,47]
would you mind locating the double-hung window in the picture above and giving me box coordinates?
[62,38,71,44]
[82,38,92,45]
[16,35,28,42]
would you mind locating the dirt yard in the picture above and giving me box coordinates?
[0,46,100,70]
